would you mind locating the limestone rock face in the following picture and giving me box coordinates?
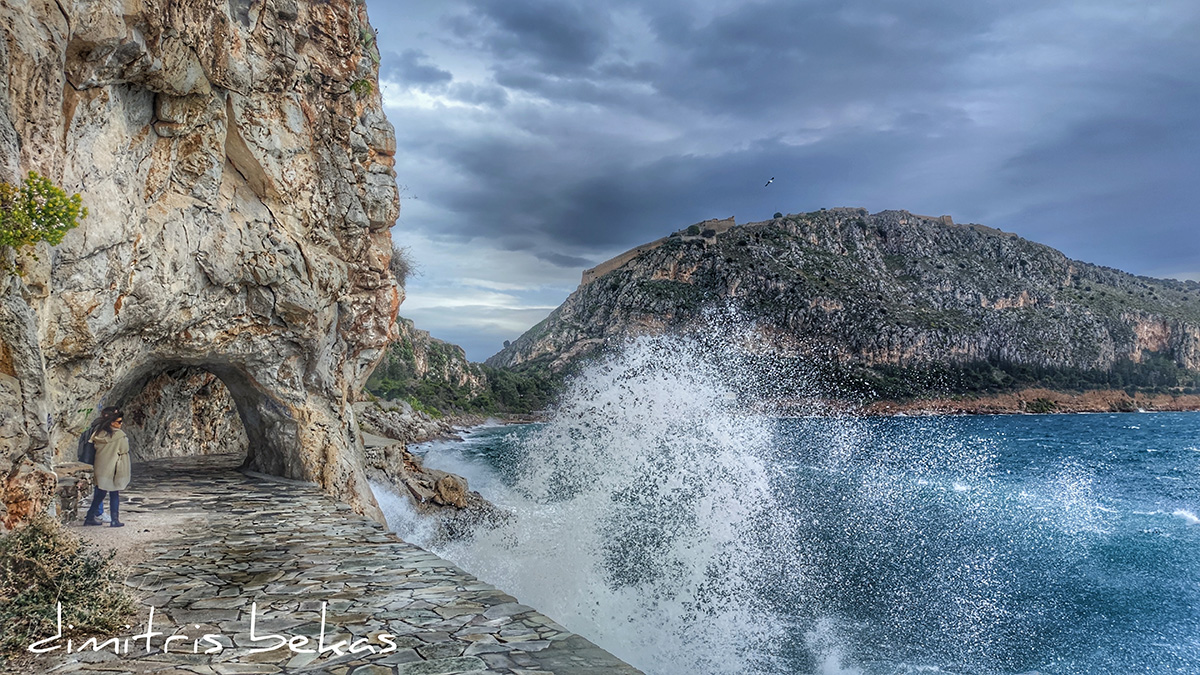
[489,209,1200,384]
[0,0,400,527]
[122,368,249,461]
[355,399,451,444]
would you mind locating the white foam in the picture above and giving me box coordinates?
[805,618,864,675]
[1172,509,1200,525]
[383,334,800,675]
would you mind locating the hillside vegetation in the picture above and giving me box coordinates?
[366,317,557,415]
[487,208,1200,402]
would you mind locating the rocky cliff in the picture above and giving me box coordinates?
[0,0,400,528]
[488,209,1200,396]
[367,316,560,416]
[370,318,486,395]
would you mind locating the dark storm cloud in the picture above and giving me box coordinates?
[460,0,611,74]
[382,48,453,87]
[367,0,1200,356]
[997,111,1200,276]
[643,0,998,113]
[443,0,1015,115]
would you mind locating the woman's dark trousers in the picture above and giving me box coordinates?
[84,488,120,526]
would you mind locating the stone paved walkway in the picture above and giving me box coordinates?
[25,454,641,675]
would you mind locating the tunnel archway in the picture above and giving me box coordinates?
[119,366,248,462]
[100,359,304,480]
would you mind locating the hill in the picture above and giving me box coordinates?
[366,317,557,415]
[486,208,1200,401]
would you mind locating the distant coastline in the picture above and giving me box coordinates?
[860,388,1200,416]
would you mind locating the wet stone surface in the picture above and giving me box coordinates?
[32,454,642,675]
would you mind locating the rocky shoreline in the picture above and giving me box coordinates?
[353,398,537,543]
[862,388,1200,416]
[760,387,1200,417]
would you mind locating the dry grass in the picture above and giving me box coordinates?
[0,515,134,657]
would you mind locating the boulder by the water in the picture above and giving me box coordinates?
[357,398,507,541]
[364,437,508,543]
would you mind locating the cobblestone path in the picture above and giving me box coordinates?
[30,454,642,675]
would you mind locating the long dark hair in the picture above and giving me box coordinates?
[88,406,120,433]
[96,407,124,434]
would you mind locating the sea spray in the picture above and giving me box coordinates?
[373,333,1200,673]
[380,334,805,674]
[373,341,1085,673]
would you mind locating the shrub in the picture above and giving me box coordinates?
[0,516,134,656]
[388,243,416,287]
[0,172,87,274]
[1026,397,1058,414]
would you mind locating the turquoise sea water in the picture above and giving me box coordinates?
[376,343,1200,674]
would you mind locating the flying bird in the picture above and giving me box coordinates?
[764,177,775,187]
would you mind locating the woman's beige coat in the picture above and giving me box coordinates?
[91,429,130,491]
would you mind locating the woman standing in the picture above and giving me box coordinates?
[82,408,130,528]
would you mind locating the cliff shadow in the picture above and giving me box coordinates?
[101,360,300,479]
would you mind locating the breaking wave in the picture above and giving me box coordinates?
[375,332,1200,674]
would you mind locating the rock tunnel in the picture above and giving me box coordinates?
[100,360,303,479]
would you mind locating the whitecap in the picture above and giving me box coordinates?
[1172,509,1200,525]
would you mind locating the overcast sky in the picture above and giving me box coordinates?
[368,0,1200,362]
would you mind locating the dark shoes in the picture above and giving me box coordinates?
[83,518,101,526]
[110,520,124,528]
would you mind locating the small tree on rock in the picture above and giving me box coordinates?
[0,171,87,275]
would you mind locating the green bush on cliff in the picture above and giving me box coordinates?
[0,515,134,656]
[366,354,558,415]
[0,172,87,274]
[1026,397,1058,414]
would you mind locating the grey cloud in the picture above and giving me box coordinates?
[491,67,627,106]
[448,82,509,108]
[464,0,611,74]
[382,49,453,87]
[400,303,566,361]
[535,251,595,268]
[642,0,1008,115]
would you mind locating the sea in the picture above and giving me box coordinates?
[373,336,1200,675]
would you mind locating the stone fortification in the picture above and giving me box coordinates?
[0,0,400,527]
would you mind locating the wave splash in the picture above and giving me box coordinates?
[380,334,804,674]
[375,328,1153,674]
